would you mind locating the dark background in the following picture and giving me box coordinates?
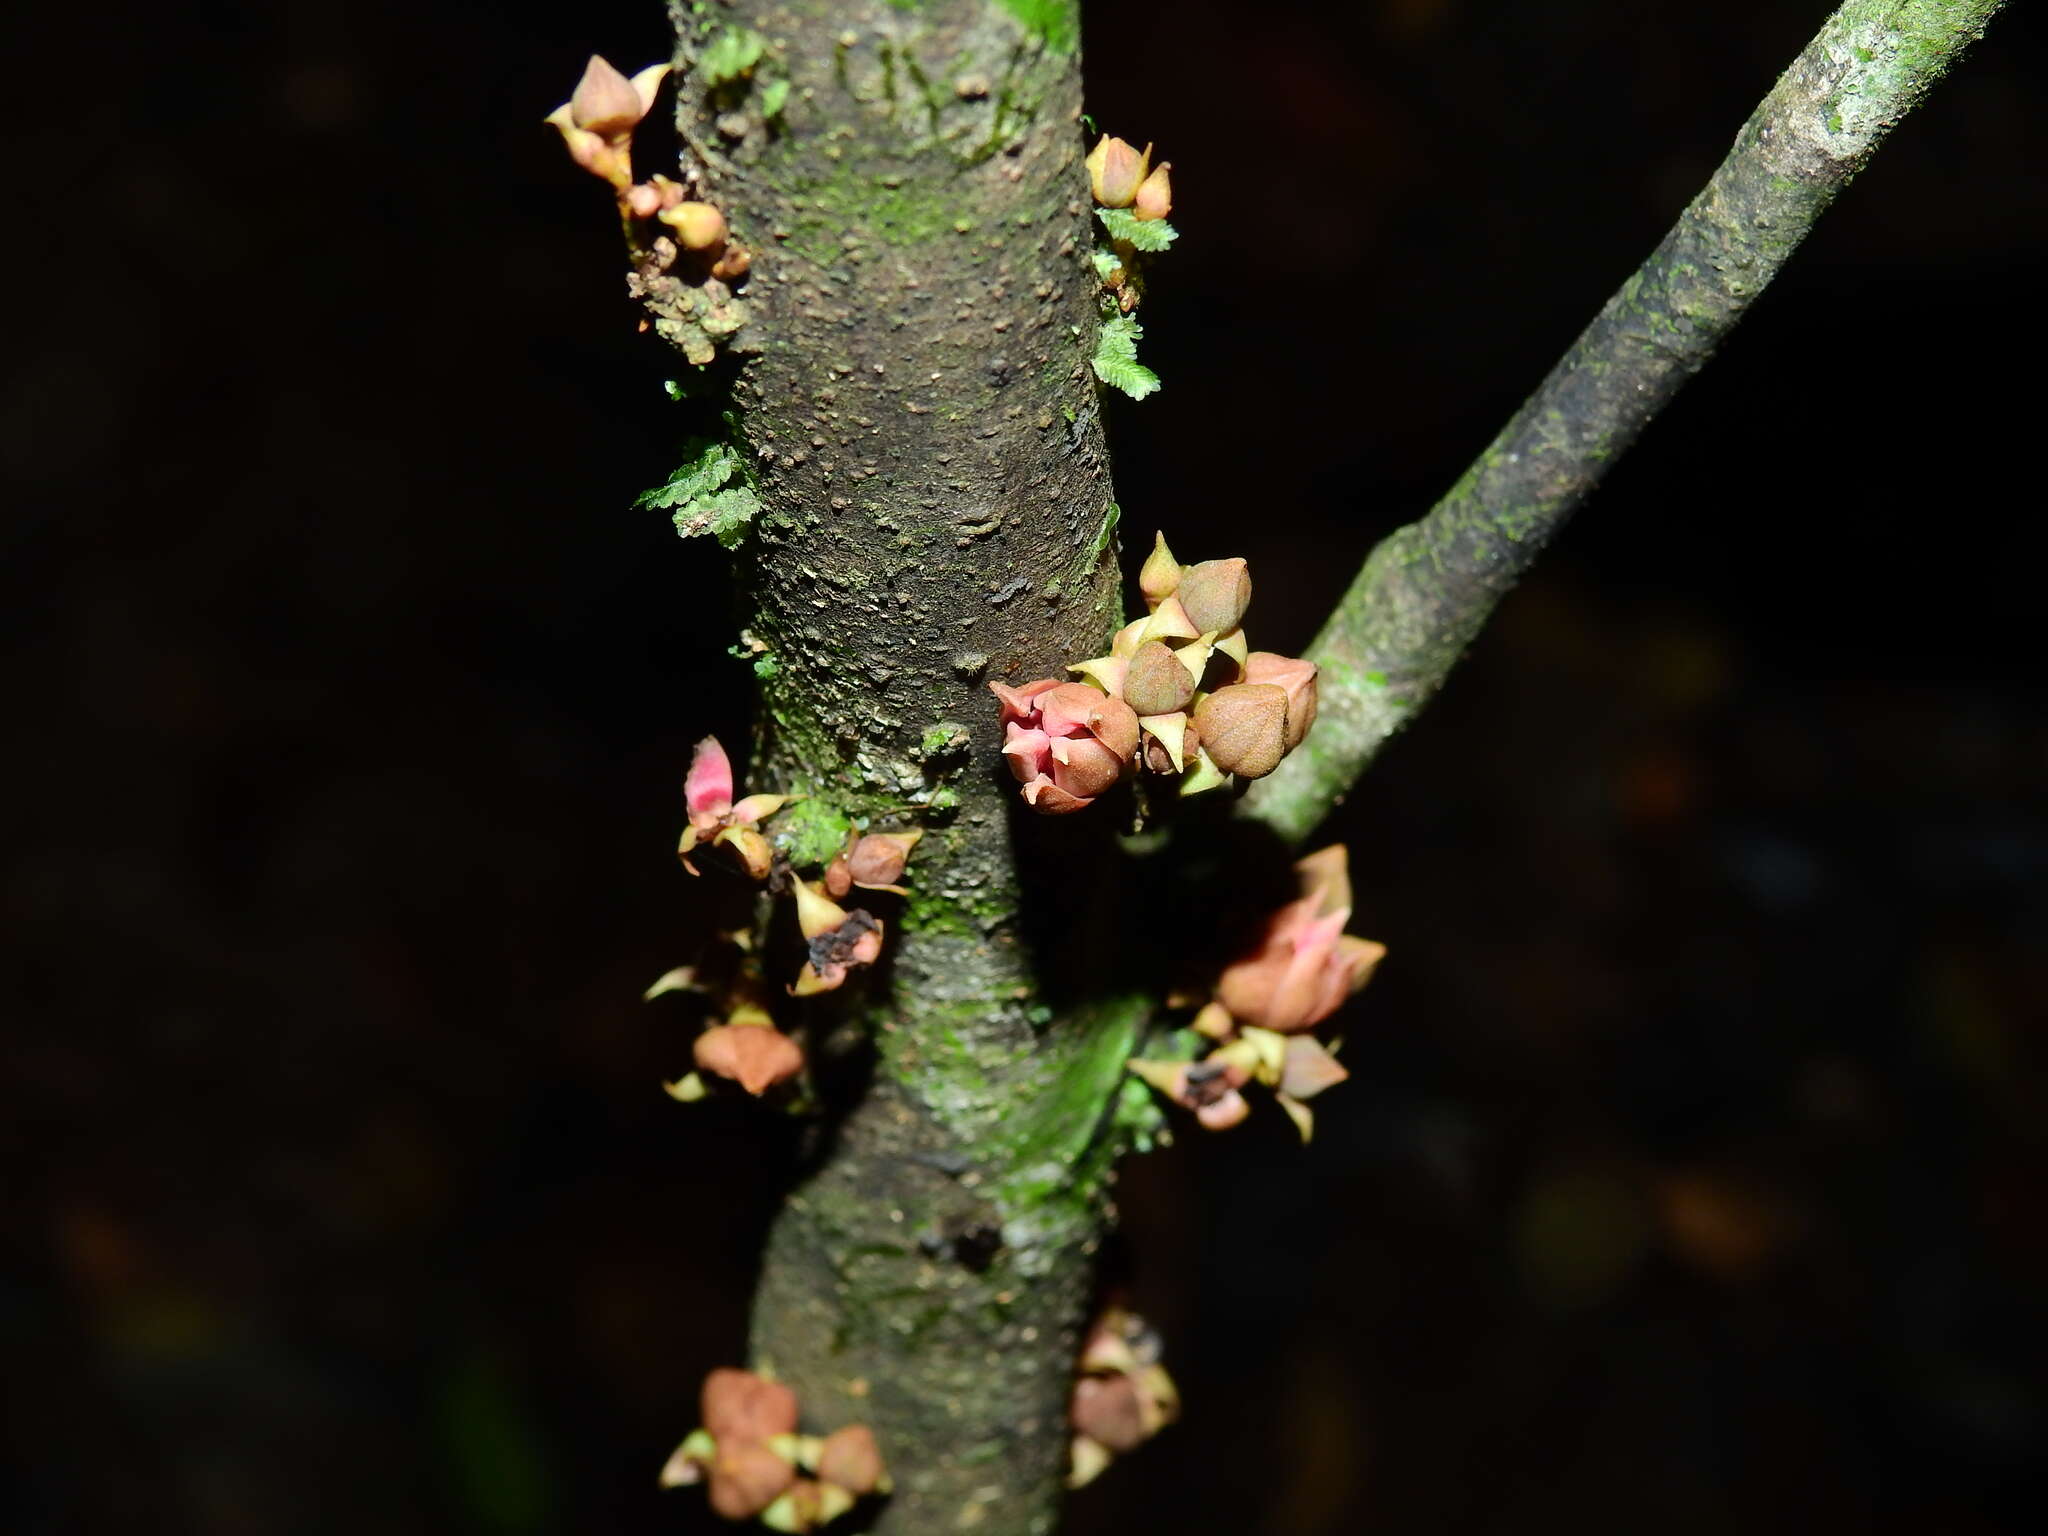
[7,1,2045,1532]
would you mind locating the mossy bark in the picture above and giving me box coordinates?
[1244,0,2009,844]
[662,3,1127,1530]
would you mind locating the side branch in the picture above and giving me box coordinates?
[1244,0,2006,844]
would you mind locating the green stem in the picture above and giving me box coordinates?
[1243,0,2008,845]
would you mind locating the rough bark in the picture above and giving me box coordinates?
[663,3,1129,1531]
[1244,0,2009,844]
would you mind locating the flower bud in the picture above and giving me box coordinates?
[847,830,921,892]
[1138,531,1182,607]
[815,1424,889,1495]
[1175,558,1251,635]
[711,244,752,281]
[1070,1373,1148,1454]
[1085,135,1151,208]
[1084,691,1140,761]
[1133,161,1172,221]
[709,1438,798,1521]
[1195,1089,1250,1130]
[1049,733,1126,799]
[1122,640,1196,716]
[569,54,648,138]
[661,200,729,252]
[625,182,664,219]
[1192,683,1289,779]
[1244,651,1319,751]
[823,855,853,898]
[693,1023,804,1095]
[702,1368,800,1442]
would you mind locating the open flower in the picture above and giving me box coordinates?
[1126,1056,1253,1131]
[991,679,1140,814]
[790,880,884,996]
[544,55,670,189]
[679,736,789,879]
[1215,845,1385,1033]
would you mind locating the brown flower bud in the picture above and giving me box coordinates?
[1133,161,1172,222]
[815,1424,888,1495]
[1049,733,1126,799]
[846,830,920,891]
[1084,689,1140,762]
[1086,135,1151,208]
[1192,683,1289,779]
[1138,530,1182,607]
[569,54,648,139]
[709,1438,797,1521]
[662,201,728,252]
[1175,558,1252,636]
[823,855,853,898]
[710,244,752,281]
[702,1368,800,1442]
[1122,640,1196,717]
[1070,1373,1149,1454]
[1244,651,1319,751]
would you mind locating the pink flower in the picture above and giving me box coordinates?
[990,679,1140,814]
[679,737,789,879]
[1214,845,1386,1033]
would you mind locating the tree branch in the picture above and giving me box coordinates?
[1243,0,2007,845]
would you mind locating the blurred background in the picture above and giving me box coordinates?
[5,0,2045,1531]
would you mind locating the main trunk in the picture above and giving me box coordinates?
[667,3,1127,1530]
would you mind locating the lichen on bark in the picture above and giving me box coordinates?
[660,2,1131,1529]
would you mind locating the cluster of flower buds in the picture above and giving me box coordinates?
[1067,1304,1179,1489]
[653,961,807,1101]
[546,56,752,282]
[990,535,1319,814]
[1087,134,1171,222]
[1127,845,1384,1141]
[662,1368,890,1530]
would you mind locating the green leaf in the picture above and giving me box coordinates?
[759,77,789,119]
[1091,316,1161,401]
[1096,207,1177,252]
[1089,246,1123,282]
[700,28,766,87]
[636,437,761,548]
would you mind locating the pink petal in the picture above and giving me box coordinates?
[988,678,1062,727]
[1037,683,1110,739]
[685,737,735,819]
[1002,724,1053,783]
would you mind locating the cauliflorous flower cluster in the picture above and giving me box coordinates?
[657,739,921,1101]
[1127,845,1385,1141]
[991,534,1320,814]
[1066,1305,1179,1489]
[545,55,751,363]
[661,1368,890,1531]
[1087,134,1171,222]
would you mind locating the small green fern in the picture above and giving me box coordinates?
[1091,316,1161,401]
[1096,207,1177,252]
[635,437,761,549]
